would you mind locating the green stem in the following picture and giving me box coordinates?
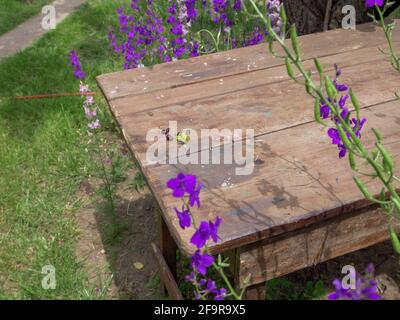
[376,4,400,72]
[248,0,400,235]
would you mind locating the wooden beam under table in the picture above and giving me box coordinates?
[237,206,394,293]
[151,243,183,300]
[158,213,179,298]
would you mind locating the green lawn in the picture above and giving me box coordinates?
[0,0,128,299]
[0,0,52,35]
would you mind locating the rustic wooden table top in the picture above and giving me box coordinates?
[97,22,400,256]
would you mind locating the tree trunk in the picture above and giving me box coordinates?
[282,0,372,35]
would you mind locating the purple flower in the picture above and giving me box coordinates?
[84,106,97,119]
[365,0,384,8]
[320,104,330,119]
[266,0,283,36]
[328,264,380,300]
[191,250,214,275]
[191,217,222,249]
[189,182,203,208]
[191,221,211,249]
[69,50,85,79]
[323,65,367,158]
[201,279,218,295]
[175,206,191,229]
[209,216,222,243]
[245,28,264,46]
[167,173,197,198]
[88,119,100,130]
[185,271,196,283]
[214,287,227,300]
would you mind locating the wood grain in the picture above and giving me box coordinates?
[97,22,399,101]
[96,22,400,259]
[109,39,400,117]
[115,58,400,167]
[238,206,395,288]
[151,243,183,300]
[146,100,400,256]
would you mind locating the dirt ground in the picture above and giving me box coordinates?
[74,139,400,300]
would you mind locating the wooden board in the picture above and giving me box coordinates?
[97,22,400,258]
[145,100,400,256]
[97,23,400,101]
[112,58,400,167]
[237,206,393,288]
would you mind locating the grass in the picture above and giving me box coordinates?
[0,0,53,36]
[0,0,131,299]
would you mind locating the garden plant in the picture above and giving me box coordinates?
[1,0,399,301]
[103,0,400,300]
[65,0,400,300]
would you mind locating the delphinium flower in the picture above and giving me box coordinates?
[69,50,85,79]
[365,0,384,8]
[328,264,380,300]
[211,0,233,33]
[244,27,264,46]
[320,65,366,158]
[184,0,199,22]
[69,51,100,132]
[166,172,239,300]
[109,1,289,66]
[239,1,283,47]
[109,0,200,68]
[266,0,283,36]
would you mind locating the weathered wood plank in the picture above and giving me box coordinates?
[244,283,266,300]
[237,206,396,288]
[96,22,399,101]
[97,22,400,261]
[151,243,183,300]
[145,100,400,256]
[116,58,400,167]
[109,39,400,117]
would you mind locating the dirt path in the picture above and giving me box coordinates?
[0,0,86,59]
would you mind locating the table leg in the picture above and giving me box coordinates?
[159,214,177,296]
[244,283,266,300]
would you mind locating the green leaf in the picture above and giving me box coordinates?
[371,128,382,143]
[391,196,400,216]
[314,58,323,77]
[279,6,287,28]
[337,125,352,150]
[325,75,337,100]
[349,88,361,121]
[376,143,394,173]
[353,176,373,201]
[389,225,400,254]
[290,25,300,60]
[314,99,327,126]
[285,57,295,78]
[348,151,357,171]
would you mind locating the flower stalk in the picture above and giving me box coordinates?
[367,1,400,72]
[167,173,245,300]
[247,0,400,254]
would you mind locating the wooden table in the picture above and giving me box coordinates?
[97,22,400,299]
